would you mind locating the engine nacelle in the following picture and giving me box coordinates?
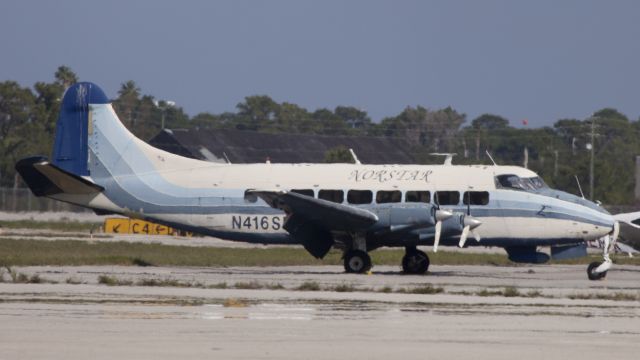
[372,205,435,231]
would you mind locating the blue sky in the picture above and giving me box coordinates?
[1,0,639,126]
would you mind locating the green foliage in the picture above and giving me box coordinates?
[3,67,640,205]
[324,146,355,163]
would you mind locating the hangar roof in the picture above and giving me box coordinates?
[148,128,417,164]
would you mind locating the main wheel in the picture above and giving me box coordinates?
[344,250,372,273]
[402,249,430,274]
[587,261,607,281]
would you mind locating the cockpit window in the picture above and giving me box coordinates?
[529,176,547,189]
[495,175,548,191]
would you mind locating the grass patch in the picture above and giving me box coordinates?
[569,292,639,301]
[477,288,505,297]
[65,277,82,284]
[377,286,393,293]
[1,238,639,267]
[1,266,50,283]
[266,283,285,290]
[398,284,444,294]
[132,258,154,267]
[233,281,263,290]
[0,220,100,232]
[223,298,247,307]
[209,282,228,289]
[502,286,520,297]
[97,275,132,286]
[296,281,321,291]
[332,283,356,292]
[137,278,196,288]
[525,290,543,298]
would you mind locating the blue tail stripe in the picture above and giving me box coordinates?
[52,82,109,176]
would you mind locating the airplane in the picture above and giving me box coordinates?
[16,82,620,280]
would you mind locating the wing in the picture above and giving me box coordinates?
[249,190,378,231]
[248,190,379,259]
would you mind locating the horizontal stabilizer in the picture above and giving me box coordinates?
[16,156,104,197]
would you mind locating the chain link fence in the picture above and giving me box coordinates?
[0,187,89,212]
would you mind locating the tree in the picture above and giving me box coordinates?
[323,146,355,163]
[312,108,351,135]
[593,108,628,122]
[471,114,509,130]
[334,106,371,132]
[54,66,78,89]
[113,80,141,130]
[236,95,278,131]
[0,81,38,186]
[273,102,314,133]
[191,112,226,130]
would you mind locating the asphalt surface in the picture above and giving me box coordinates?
[1,264,639,359]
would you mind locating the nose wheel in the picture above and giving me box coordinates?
[587,261,607,281]
[343,249,372,273]
[402,247,430,274]
[587,222,618,281]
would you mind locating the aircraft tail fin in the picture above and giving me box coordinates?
[51,82,110,177]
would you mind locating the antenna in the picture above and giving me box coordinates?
[574,175,585,199]
[349,148,362,165]
[429,153,456,165]
[222,152,232,164]
[485,150,497,166]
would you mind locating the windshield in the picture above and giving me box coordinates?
[496,174,548,191]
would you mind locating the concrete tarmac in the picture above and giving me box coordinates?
[1,264,639,359]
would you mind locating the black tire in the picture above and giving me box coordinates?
[344,250,372,273]
[587,261,607,281]
[402,249,430,274]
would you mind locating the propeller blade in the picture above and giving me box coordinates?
[472,230,481,242]
[458,225,470,248]
[433,221,442,253]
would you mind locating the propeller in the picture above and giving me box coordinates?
[433,209,453,252]
[458,216,482,248]
[432,192,453,253]
[458,191,482,248]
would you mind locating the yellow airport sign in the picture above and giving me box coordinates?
[104,218,174,235]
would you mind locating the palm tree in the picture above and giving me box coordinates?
[54,66,78,89]
[118,80,140,99]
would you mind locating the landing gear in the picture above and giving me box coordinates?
[402,247,430,274]
[587,261,607,281]
[587,222,618,281]
[344,250,372,273]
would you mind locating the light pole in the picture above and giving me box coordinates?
[588,115,598,201]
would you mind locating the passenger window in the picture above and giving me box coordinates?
[463,191,490,205]
[376,190,402,204]
[347,190,373,204]
[405,190,430,203]
[291,189,314,197]
[318,190,344,203]
[435,191,460,205]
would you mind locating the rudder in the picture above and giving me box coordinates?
[52,82,109,176]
